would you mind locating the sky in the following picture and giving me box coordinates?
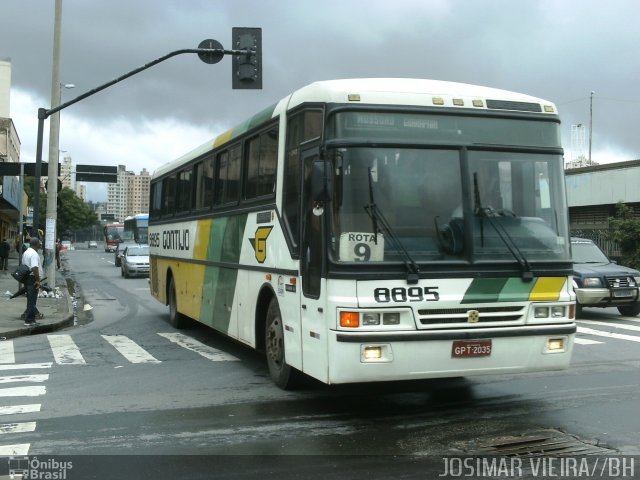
[3,0,640,202]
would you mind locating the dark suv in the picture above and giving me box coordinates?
[571,237,640,316]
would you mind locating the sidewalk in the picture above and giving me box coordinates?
[0,249,74,339]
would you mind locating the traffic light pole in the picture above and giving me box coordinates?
[32,43,256,238]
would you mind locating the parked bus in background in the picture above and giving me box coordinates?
[103,223,123,252]
[123,214,149,244]
[148,78,576,389]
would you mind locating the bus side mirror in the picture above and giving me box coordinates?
[311,160,334,202]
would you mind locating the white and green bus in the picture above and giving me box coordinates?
[149,78,576,389]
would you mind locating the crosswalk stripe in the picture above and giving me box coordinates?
[0,422,36,434]
[0,375,49,384]
[0,404,41,416]
[0,443,30,455]
[158,333,239,362]
[574,337,604,345]
[47,335,86,365]
[577,326,640,344]
[578,319,640,333]
[0,341,15,364]
[102,335,161,364]
[0,386,46,397]
[0,363,52,371]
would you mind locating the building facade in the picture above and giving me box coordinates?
[107,165,150,222]
[0,59,23,244]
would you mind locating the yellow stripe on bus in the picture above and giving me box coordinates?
[528,277,566,301]
[194,219,212,260]
[213,129,234,148]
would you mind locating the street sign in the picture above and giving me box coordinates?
[75,164,118,183]
[0,162,61,177]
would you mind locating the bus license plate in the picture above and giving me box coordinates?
[452,340,492,358]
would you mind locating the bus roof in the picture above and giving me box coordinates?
[152,78,558,180]
[124,214,149,221]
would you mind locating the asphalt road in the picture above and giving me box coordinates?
[1,246,639,479]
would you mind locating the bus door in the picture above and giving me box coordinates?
[300,148,329,382]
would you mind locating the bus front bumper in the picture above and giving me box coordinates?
[326,323,576,384]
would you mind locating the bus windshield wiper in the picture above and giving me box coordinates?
[473,173,533,282]
[364,167,420,285]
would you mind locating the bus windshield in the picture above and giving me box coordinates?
[326,113,569,264]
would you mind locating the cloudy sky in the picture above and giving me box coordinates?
[3,0,640,201]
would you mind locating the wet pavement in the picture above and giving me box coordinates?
[0,249,74,339]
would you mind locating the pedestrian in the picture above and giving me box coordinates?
[55,239,62,269]
[0,238,10,271]
[22,237,44,326]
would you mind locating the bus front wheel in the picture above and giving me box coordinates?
[265,299,297,389]
[168,277,188,329]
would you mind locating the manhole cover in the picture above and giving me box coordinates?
[465,429,616,456]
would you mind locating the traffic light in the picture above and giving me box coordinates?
[232,27,262,89]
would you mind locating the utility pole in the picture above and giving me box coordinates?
[44,0,63,285]
[588,90,594,164]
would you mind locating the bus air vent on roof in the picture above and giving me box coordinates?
[486,100,543,112]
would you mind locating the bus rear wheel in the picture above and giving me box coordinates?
[265,299,297,389]
[168,277,188,329]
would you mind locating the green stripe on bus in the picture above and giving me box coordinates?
[496,277,536,302]
[215,103,278,147]
[460,278,509,304]
[200,214,249,332]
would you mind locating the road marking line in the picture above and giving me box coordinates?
[0,422,36,434]
[0,386,46,397]
[578,319,640,333]
[102,335,161,364]
[0,443,30,455]
[0,404,41,416]
[577,326,640,343]
[47,335,86,365]
[0,341,15,364]
[158,333,239,362]
[0,363,52,371]
[574,337,604,345]
[0,375,49,384]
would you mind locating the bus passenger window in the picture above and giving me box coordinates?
[215,146,241,205]
[245,127,278,199]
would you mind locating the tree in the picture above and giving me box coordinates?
[608,202,640,269]
[36,187,98,237]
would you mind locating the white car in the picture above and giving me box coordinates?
[121,245,150,278]
[88,240,98,249]
[61,240,73,251]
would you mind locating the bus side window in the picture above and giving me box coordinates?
[176,167,192,214]
[245,127,278,200]
[215,145,241,206]
[150,182,162,218]
[163,174,177,216]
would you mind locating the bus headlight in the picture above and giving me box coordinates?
[383,312,400,325]
[551,306,565,318]
[545,337,567,353]
[361,344,393,363]
[362,313,381,326]
[534,307,549,318]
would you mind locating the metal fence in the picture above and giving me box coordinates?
[570,228,621,259]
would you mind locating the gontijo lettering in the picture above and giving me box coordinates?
[150,229,190,250]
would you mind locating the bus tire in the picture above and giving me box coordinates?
[265,299,297,389]
[168,277,188,329]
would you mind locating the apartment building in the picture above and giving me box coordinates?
[106,165,150,222]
